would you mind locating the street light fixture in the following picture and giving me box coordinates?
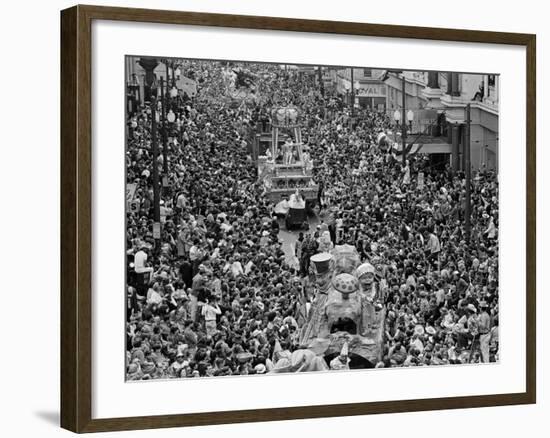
[167,109,176,123]
[393,109,401,122]
[393,107,414,163]
[407,109,414,131]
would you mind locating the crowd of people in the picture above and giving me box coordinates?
[125,60,499,380]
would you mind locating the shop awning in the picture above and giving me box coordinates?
[410,143,452,154]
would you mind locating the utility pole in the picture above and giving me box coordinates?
[318,66,324,97]
[166,60,170,89]
[401,74,407,166]
[465,103,472,243]
[151,95,161,253]
[350,67,355,117]
[160,77,168,176]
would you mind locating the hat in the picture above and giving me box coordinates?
[236,352,253,363]
[254,364,266,374]
[479,300,488,308]
[426,326,436,335]
[176,344,188,357]
[355,263,375,279]
[467,304,477,313]
[414,325,425,336]
[310,253,333,275]
[339,342,349,358]
[141,361,156,374]
[332,273,358,298]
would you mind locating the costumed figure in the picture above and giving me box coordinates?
[265,147,273,162]
[355,262,378,303]
[282,139,294,165]
[298,252,334,344]
[355,261,386,340]
[318,230,334,253]
[288,189,305,209]
[329,342,350,371]
[268,338,329,373]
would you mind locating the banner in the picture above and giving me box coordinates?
[417,172,425,190]
[126,183,140,213]
[176,76,197,97]
[126,183,137,206]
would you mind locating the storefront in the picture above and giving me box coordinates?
[356,84,387,111]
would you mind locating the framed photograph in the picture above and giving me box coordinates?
[60,4,536,433]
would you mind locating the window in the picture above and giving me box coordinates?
[488,74,496,86]
[427,71,439,88]
[446,72,460,97]
[363,68,372,77]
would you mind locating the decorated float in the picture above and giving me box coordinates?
[258,106,318,211]
[297,245,386,369]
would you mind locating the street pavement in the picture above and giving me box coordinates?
[278,214,320,267]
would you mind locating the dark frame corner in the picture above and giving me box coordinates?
[60,4,536,433]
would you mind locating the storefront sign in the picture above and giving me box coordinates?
[126,183,137,210]
[357,84,386,96]
[413,109,438,133]
[153,222,161,239]
[417,172,425,190]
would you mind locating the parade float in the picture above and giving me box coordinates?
[296,245,386,369]
[258,106,318,213]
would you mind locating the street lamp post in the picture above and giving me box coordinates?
[350,67,355,117]
[138,57,161,252]
[151,95,161,253]
[160,77,168,177]
[393,82,414,166]
[401,74,407,166]
[407,109,414,132]
[318,66,324,97]
[465,103,472,243]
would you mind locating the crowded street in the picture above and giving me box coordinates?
[125,59,499,380]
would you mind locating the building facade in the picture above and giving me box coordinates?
[335,69,431,115]
[423,72,499,171]
[384,70,428,112]
[338,68,500,173]
[336,68,389,111]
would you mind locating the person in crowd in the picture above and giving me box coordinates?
[201,297,222,337]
